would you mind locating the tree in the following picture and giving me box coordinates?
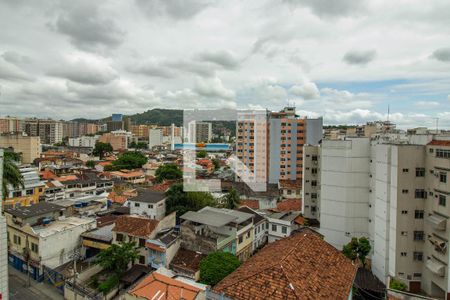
[342,237,371,267]
[222,188,240,209]
[86,160,96,168]
[111,151,147,170]
[129,141,147,149]
[96,242,139,275]
[200,252,241,286]
[2,151,24,198]
[196,150,207,158]
[93,142,113,159]
[165,183,216,216]
[390,278,407,291]
[155,164,182,183]
[212,158,220,170]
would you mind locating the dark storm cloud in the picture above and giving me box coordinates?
[343,50,376,65]
[431,47,450,62]
[53,3,125,52]
[135,0,216,20]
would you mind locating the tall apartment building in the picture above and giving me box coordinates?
[149,128,163,149]
[0,150,9,300]
[24,119,63,144]
[235,107,322,186]
[68,135,100,148]
[0,116,24,134]
[98,131,128,151]
[130,124,149,138]
[307,134,450,298]
[302,145,320,220]
[187,121,212,143]
[0,134,41,163]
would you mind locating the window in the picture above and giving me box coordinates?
[12,191,21,197]
[312,155,318,161]
[439,194,446,206]
[148,204,153,209]
[413,252,423,261]
[139,238,145,247]
[401,252,407,257]
[436,149,450,158]
[13,235,21,245]
[415,168,425,177]
[414,210,424,219]
[440,172,447,183]
[311,168,318,175]
[282,226,287,234]
[402,189,408,194]
[31,243,39,253]
[413,273,422,278]
[311,180,317,187]
[139,256,145,264]
[116,233,123,242]
[238,236,243,244]
[26,189,33,195]
[311,193,317,199]
[266,223,269,230]
[401,231,408,236]
[402,168,409,173]
[413,231,424,241]
[272,224,277,232]
[134,202,140,207]
[246,231,251,238]
[401,210,408,214]
[415,189,426,199]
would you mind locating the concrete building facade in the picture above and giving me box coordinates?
[24,119,63,145]
[0,134,41,164]
[0,150,9,300]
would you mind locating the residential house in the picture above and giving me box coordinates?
[5,202,96,281]
[180,207,254,261]
[259,210,301,243]
[128,189,166,220]
[278,179,302,199]
[81,224,114,258]
[237,206,267,252]
[170,248,206,281]
[124,271,205,300]
[109,170,145,184]
[62,176,114,199]
[211,228,357,300]
[112,213,176,266]
[3,166,45,209]
[146,230,180,269]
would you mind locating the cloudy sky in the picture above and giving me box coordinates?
[0,0,449,128]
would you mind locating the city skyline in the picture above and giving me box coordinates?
[0,0,449,128]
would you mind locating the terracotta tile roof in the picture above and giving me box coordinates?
[108,191,128,204]
[96,215,118,227]
[276,199,302,212]
[294,215,305,225]
[148,181,173,192]
[113,215,159,237]
[96,161,112,166]
[239,199,260,209]
[278,179,302,189]
[40,170,57,180]
[110,170,144,178]
[128,272,201,300]
[56,175,79,182]
[428,140,450,146]
[170,248,206,273]
[213,228,357,300]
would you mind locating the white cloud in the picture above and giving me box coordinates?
[415,100,440,107]
[289,82,320,99]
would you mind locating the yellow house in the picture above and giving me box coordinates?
[4,166,45,209]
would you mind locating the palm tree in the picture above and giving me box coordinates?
[223,188,241,209]
[2,151,24,199]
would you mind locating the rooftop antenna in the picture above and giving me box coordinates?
[433,117,439,133]
[387,104,390,122]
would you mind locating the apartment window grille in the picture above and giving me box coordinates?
[440,172,447,183]
[439,194,446,206]
[415,168,425,177]
[414,210,424,219]
[413,252,423,261]
[415,189,426,199]
[436,149,450,158]
[413,231,424,241]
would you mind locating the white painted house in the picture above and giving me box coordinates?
[128,189,166,220]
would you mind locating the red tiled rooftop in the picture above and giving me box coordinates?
[278,179,302,189]
[128,272,201,300]
[113,215,159,237]
[213,228,357,300]
[239,199,260,209]
[276,199,302,212]
[428,140,450,146]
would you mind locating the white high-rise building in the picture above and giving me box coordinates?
[149,128,163,149]
[0,150,9,300]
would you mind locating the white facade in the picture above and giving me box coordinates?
[68,135,99,148]
[0,150,9,300]
[319,138,371,250]
[129,199,166,220]
[149,129,163,149]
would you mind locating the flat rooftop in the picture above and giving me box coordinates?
[5,202,65,219]
[33,217,96,238]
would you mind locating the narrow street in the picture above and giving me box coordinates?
[8,266,64,300]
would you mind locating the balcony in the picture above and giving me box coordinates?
[427,214,447,231]
[426,258,445,277]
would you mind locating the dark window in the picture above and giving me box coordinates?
[31,243,39,253]
[281,226,287,234]
[414,210,424,219]
[311,180,317,187]
[440,172,447,183]
[26,189,33,195]
[13,235,21,245]
[415,189,426,199]
[439,194,446,206]
[311,193,317,199]
[148,204,153,209]
[400,252,407,257]
[402,168,409,173]
[311,155,318,161]
[413,231,424,241]
[238,236,243,244]
[272,224,277,232]
[402,189,408,194]
[415,168,425,177]
[116,233,123,242]
[139,238,145,247]
[413,252,423,261]
[134,202,140,207]
[311,168,318,175]
[139,256,145,264]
